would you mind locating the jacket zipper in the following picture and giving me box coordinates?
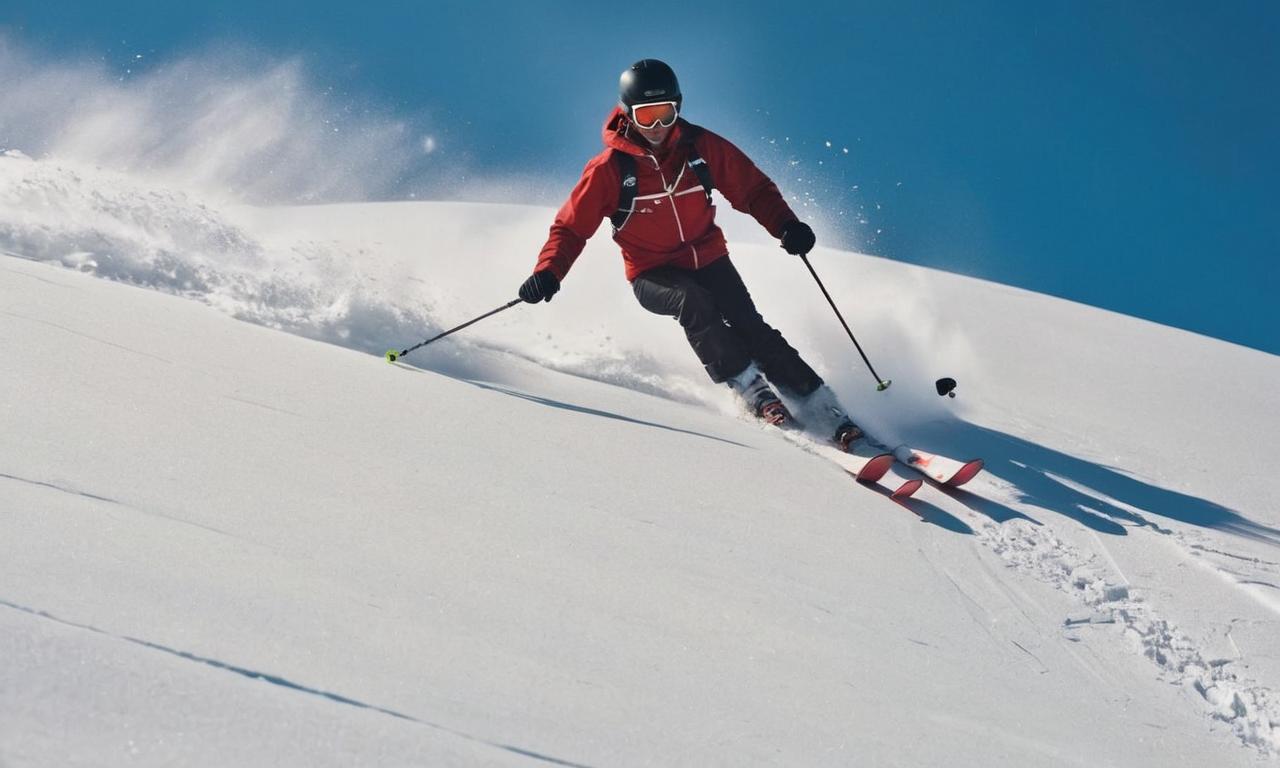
[648,152,694,264]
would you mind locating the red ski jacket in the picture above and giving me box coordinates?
[535,107,798,282]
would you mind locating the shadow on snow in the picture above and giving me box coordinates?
[395,357,1275,544]
[905,420,1278,543]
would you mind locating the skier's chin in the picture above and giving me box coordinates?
[638,126,671,146]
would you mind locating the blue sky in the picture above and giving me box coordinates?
[4,1,1277,354]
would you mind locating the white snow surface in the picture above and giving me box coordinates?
[2,151,1280,766]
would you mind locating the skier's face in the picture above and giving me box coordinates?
[635,121,673,146]
[628,101,678,147]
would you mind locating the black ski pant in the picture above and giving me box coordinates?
[631,255,823,396]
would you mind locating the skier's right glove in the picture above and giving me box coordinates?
[518,270,560,303]
[780,220,816,256]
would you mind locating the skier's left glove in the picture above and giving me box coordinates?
[519,270,560,303]
[780,220,816,256]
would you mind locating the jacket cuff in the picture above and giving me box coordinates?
[767,213,798,240]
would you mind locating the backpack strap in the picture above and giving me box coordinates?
[681,125,714,203]
[610,125,714,234]
[610,150,638,232]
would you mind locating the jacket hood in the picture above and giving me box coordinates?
[602,106,686,157]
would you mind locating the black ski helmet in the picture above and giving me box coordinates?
[619,59,682,111]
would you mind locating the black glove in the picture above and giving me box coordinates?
[780,220,816,255]
[518,270,560,303]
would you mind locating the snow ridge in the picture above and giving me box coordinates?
[0,152,721,404]
[0,151,434,352]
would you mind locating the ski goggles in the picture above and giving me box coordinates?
[629,101,679,129]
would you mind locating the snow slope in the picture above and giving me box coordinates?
[2,152,1279,766]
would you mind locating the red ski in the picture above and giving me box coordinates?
[809,442,924,499]
[892,446,984,487]
[890,478,925,499]
[772,426,922,498]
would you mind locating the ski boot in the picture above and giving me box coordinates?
[833,420,866,451]
[757,397,792,427]
[728,365,793,427]
[793,384,865,451]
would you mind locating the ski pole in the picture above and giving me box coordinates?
[385,298,523,363]
[799,254,892,391]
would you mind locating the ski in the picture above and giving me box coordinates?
[811,442,925,499]
[891,445,984,487]
[767,421,919,498]
[825,430,982,492]
[844,433,984,491]
[890,478,924,499]
[820,441,896,484]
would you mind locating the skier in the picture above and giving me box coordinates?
[517,58,864,450]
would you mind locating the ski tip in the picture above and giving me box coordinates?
[856,453,895,483]
[891,478,924,499]
[945,459,985,487]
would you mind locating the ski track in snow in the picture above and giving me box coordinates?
[0,598,595,768]
[734,401,1280,756]
[934,473,1280,755]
